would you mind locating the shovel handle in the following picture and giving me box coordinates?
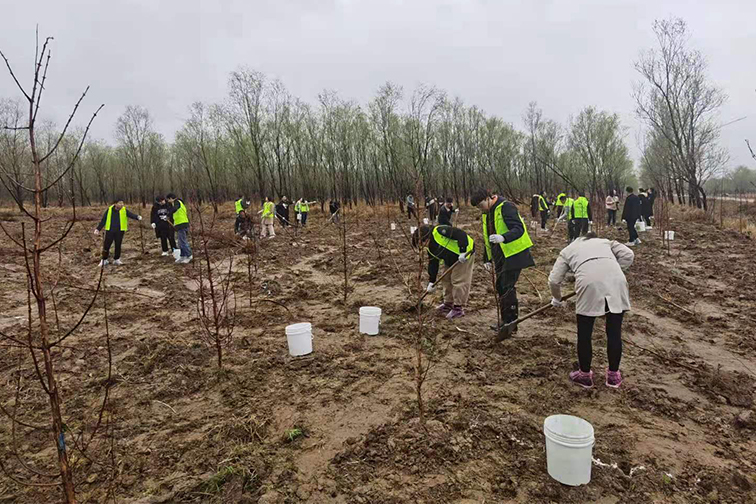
[416,250,472,305]
[505,291,577,327]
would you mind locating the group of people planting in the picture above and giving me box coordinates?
[412,187,639,389]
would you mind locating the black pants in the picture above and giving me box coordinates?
[496,267,521,325]
[572,218,589,237]
[607,209,617,226]
[157,227,177,252]
[301,212,308,226]
[577,307,624,372]
[102,231,124,260]
[540,210,549,229]
[627,218,638,243]
[407,205,417,219]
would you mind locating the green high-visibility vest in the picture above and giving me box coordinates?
[173,201,189,225]
[556,193,566,206]
[429,226,474,265]
[301,202,310,212]
[538,195,548,211]
[482,202,533,260]
[262,201,274,217]
[572,197,589,219]
[235,199,244,214]
[105,205,128,232]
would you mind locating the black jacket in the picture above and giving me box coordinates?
[484,197,535,272]
[276,202,290,222]
[96,206,140,233]
[329,201,340,214]
[438,205,454,226]
[639,194,651,217]
[427,225,473,283]
[235,214,252,235]
[622,194,641,222]
[151,199,173,237]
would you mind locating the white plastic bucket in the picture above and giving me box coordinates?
[423,218,429,224]
[410,226,417,234]
[390,223,396,230]
[543,414,595,486]
[664,230,675,240]
[285,323,313,357]
[636,221,646,232]
[359,306,382,336]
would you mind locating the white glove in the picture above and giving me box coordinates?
[137,215,143,221]
[426,282,435,293]
[93,229,100,235]
[151,223,156,229]
[489,234,505,244]
[551,297,564,308]
[454,208,459,213]
[483,262,492,272]
[458,253,467,264]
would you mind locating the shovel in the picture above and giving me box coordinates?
[496,291,577,341]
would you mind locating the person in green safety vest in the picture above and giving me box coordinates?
[412,224,475,319]
[234,196,250,215]
[295,198,314,227]
[166,193,192,264]
[557,191,575,242]
[537,191,550,231]
[259,196,276,238]
[555,192,567,218]
[93,198,143,267]
[569,191,593,239]
[470,188,535,341]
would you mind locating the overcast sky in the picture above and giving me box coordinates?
[1,0,754,170]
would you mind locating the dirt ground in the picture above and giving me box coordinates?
[1,203,755,504]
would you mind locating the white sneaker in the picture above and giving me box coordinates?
[635,238,642,245]
[187,255,193,262]
[268,235,275,239]
[161,251,170,257]
[113,259,123,266]
[625,242,636,247]
[175,256,183,263]
[98,259,109,267]
[646,226,653,230]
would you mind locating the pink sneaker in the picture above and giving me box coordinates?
[446,306,465,319]
[606,369,622,389]
[569,370,594,389]
[436,302,453,315]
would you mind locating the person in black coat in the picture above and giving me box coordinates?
[621,187,642,246]
[151,195,177,256]
[276,196,291,227]
[438,198,455,226]
[638,189,652,228]
[329,199,341,224]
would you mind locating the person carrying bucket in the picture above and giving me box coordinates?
[548,231,634,389]
[93,198,143,266]
[470,188,534,340]
[412,224,475,319]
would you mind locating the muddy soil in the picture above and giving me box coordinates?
[1,204,755,504]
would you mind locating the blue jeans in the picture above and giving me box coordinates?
[177,228,192,257]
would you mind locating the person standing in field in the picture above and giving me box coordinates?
[471,188,535,341]
[276,196,290,227]
[549,232,634,389]
[259,196,276,238]
[166,193,192,263]
[639,189,653,229]
[94,198,143,266]
[406,194,417,220]
[537,191,550,231]
[647,188,657,222]
[151,195,177,257]
[295,198,312,227]
[426,196,438,223]
[570,191,592,238]
[329,199,341,224]
[555,191,567,218]
[438,197,456,226]
[413,224,475,319]
[605,190,620,226]
[557,192,576,242]
[621,187,641,246]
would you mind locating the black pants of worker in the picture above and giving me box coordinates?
[407,205,417,219]
[158,228,176,252]
[607,209,617,226]
[102,231,125,260]
[577,305,624,373]
[540,210,549,230]
[496,267,521,326]
[572,218,589,237]
[301,212,309,226]
[627,218,638,243]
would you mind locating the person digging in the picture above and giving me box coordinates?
[548,232,634,389]
[94,198,143,266]
[412,224,475,319]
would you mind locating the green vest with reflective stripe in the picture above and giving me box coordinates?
[105,206,128,232]
[482,202,533,260]
[573,197,589,219]
[556,193,566,206]
[262,201,274,217]
[538,195,548,211]
[235,199,244,214]
[301,202,309,212]
[430,226,473,264]
[173,201,189,225]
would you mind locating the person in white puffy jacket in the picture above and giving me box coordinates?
[548,233,634,389]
